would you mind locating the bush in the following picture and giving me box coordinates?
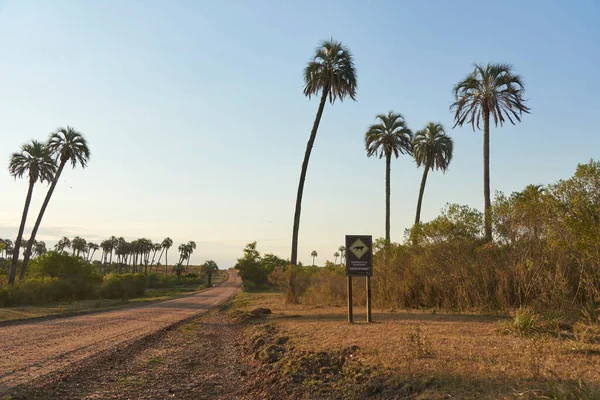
[0,252,102,306]
[99,273,146,299]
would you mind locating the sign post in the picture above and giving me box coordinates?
[345,235,373,323]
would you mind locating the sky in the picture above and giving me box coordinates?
[1,0,599,267]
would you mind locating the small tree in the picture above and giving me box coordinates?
[173,263,185,279]
[202,260,219,286]
[311,250,318,266]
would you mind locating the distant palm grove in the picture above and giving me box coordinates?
[2,126,206,290]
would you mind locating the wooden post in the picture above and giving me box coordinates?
[366,276,372,322]
[347,276,353,323]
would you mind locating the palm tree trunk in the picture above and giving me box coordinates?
[385,152,391,242]
[9,180,35,284]
[413,163,430,245]
[186,257,190,275]
[20,160,67,280]
[483,109,492,241]
[291,86,329,266]
[312,256,315,266]
[165,250,168,276]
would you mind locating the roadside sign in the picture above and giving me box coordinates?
[345,235,372,277]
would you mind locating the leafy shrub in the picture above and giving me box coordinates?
[99,273,146,299]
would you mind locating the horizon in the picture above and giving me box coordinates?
[1,0,599,267]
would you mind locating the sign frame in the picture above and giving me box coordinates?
[345,235,373,277]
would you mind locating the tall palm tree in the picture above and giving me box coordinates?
[451,63,530,241]
[311,250,318,266]
[161,237,173,275]
[291,38,357,266]
[334,251,340,264]
[7,140,56,284]
[21,126,90,278]
[412,122,454,228]
[365,111,413,242]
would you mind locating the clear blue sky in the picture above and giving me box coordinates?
[1,1,599,267]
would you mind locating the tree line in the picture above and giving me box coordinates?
[4,126,203,284]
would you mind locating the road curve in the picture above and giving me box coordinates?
[0,269,241,393]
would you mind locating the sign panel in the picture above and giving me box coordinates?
[345,235,373,276]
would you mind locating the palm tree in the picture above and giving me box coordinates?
[150,242,162,271]
[365,111,412,242]
[185,240,196,274]
[161,237,173,275]
[334,251,340,264]
[72,236,87,257]
[21,126,90,278]
[338,245,345,265]
[87,242,99,261]
[311,250,318,266]
[34,241,47,257]
[55,236,71,252]
[291,38,357,266]
[451,63,530,241]
[202,260,219,287]
[412,122,454,228]
[7,140,56,284]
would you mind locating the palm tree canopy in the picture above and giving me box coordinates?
[47,126,91,168]
[162,237,173,249]
[451,63,530,130]
[304,38,357,103]
[9,140,57,184]
[413,122,454,172]
[365,111,413,159]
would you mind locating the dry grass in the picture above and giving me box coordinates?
[235,291,600,399]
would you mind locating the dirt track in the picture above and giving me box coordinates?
[0,270,241,395]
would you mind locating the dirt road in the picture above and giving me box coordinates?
[0,269,241,395]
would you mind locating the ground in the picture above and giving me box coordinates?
[2,282,599,399]
[229,291,600,399]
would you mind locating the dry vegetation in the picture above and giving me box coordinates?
[233,291,600,399]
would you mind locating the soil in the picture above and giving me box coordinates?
[5,311,270,400]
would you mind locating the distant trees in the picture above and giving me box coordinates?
[365,111,413,242]
[311,250,318,266]
[334,252,340,264]
[72,236,87,257]
[8,140,57,284]
[235,242,285,287]
[291,38,357,266]
[338,246,345,265]
[451,63,530,241]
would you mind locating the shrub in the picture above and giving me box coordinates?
[99,273,146,299]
